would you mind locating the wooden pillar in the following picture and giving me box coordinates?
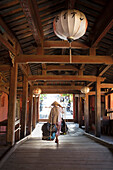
[20,75,28,138]
[33,97,37,128]
[78,96,80,127]
[73,94,75,121]
[78,95,82,128]
[90,48,96,56]
[75,96,78,123]
[28,86,33,134]
[7,63,18,145]
[84,94,89,133]
[37,96,40,122]
[105,95,108,111]
[95,77,101,137]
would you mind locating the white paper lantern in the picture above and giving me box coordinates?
[53,9,88,42]
[81,86,90,94]
[33,88,41,96]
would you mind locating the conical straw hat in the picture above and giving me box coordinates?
[51,101,62,107]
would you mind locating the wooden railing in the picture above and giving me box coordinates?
[15,119,21,142]
[0,119,21,143]
[0,119,7,134]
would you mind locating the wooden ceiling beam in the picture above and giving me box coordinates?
[33,85,84,91]
[41,89,79,94]
[101,83,113,89]
[46,65,78,71]
[33,85,92,92]
[20,0,44,47]
[16,54,113,65]
[89,0,113,47]
[75,91,105,97]
[88,91,105,95]
[0,65,11,71]
[28,75,105,82]
[44,41,89,49]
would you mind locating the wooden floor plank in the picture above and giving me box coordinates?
[1,123,113,170]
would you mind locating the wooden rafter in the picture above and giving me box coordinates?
[16,54,113,65]
[20,0,44,47]
[89,0,113,47]
[0,33,16,56]
[99,65,111,76]
[87,65,111,87]
[0,15,32,85]
[0,16,20,55]
[0,0,19,9]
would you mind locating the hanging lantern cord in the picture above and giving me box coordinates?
[69,42,72,63]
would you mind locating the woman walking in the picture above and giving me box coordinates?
[48,101,63,144]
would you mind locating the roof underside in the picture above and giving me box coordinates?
[0,0,113,94]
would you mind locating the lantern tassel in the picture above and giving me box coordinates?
[69,43,72,63]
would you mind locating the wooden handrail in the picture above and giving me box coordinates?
[14,125,21,133]
[15,119,20,126]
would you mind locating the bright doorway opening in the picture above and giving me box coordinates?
[39,94,73,120]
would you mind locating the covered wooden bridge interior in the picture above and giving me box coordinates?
[0,0,113,150]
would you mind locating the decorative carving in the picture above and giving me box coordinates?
[9,51,15,66]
